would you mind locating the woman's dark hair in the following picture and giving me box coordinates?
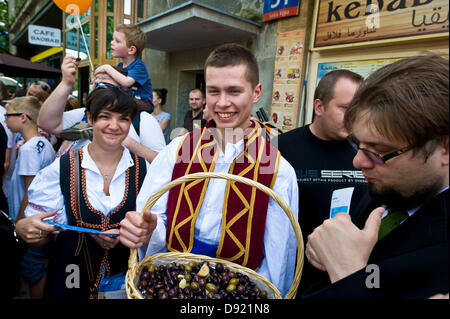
[86,86,137,122]
[153,88,168,105]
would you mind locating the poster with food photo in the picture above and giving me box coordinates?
[270,28,306,132]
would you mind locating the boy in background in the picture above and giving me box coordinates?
[94,24,153,113]
[4,96,55,298]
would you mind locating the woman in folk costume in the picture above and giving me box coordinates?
[15,87,147,299]
[119,44,298,297]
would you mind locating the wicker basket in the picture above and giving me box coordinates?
[126,172,304,299]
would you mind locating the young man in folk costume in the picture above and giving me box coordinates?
[119,44,298,297]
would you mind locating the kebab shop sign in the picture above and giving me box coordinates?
[314,0,449,48]
[28,25,61,47]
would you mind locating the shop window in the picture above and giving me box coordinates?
[137,0,144,18]
[124,0,132,15]
[107,0,114,12]
[106,16,114,60]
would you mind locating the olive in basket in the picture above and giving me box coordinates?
[137,261,268,299]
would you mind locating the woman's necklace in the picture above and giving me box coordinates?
[88,144,120,181]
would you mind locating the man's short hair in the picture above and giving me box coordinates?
[86,86,137,122]
[7,96,41,122]
[115,24,146,56]
[344,54,449,157]
[189,88,204,99]
[314,69,363,108]
[205,43,259,88]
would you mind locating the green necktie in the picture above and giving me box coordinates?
[378,209,409,241]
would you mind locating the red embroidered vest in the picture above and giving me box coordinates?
[165,121,280,270]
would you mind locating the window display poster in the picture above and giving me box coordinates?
[316,57,401,84]
[270,28,306,132]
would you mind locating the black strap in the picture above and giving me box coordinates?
[132,111,142,136]
[70,150,97,297]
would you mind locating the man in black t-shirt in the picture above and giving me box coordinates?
[183,89,206,131]
[276,70,367,296]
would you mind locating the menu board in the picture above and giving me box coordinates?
[270,29,306,132]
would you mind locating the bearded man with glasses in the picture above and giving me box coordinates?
[303,54,449,299]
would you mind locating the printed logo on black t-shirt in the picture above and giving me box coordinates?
[295,169,367,184]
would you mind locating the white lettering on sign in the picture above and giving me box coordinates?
[271,0,290,9]
[28,25,61,47]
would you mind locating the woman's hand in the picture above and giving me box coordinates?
[15,210,60,245]
[90,229,120,250]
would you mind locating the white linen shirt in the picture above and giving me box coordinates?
[25,145,142,224]
[136,134,299,297]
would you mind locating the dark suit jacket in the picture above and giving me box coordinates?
[302,189,449,299]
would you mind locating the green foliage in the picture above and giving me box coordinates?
[0,0,9,52]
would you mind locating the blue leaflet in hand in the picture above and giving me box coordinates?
[46,221,119,238]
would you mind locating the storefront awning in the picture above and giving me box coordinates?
[137,1,261,52]
[0,53,62,78]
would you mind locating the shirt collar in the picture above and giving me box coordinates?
[81,144,134,180]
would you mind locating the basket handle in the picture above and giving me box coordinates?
[129,172,304,299]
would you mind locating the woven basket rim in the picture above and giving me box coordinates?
[125,172,304,299]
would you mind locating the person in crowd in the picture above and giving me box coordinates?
[0,122,24,299]
[15,86,147,299]
[304,55,449,299]
[183,88,206,131]
[0,123,8,212]
[119,43,298,297]
[94,23,153,113]
[38,56,165,163]
[14,88,27,98]
[152,88,171,143]
[26,81,52,102]
[4,96,55,299]
[0,82,15,193]
[276,69,366,295]
[0,80,11,106]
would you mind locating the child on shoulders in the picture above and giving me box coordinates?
[94,23,153,113]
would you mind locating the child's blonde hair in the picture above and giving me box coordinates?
[7,96,41,123]
[115,24,146,56]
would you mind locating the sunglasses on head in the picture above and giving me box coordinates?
[33,81,51,92]
[94,82,135,97]
[4,113,33,121]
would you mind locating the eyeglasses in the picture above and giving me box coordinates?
[347,136,413,165]
[4,113,33,121]
[33,81,51,92]
[94,82,135,97]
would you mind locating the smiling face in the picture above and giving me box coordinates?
[88,107,132,150]
[205,64,262,133]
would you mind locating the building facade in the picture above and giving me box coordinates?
[8,0,449,134]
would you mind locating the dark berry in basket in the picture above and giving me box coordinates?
[137,261,269,299]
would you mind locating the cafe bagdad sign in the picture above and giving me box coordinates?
[314,0,449,48]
